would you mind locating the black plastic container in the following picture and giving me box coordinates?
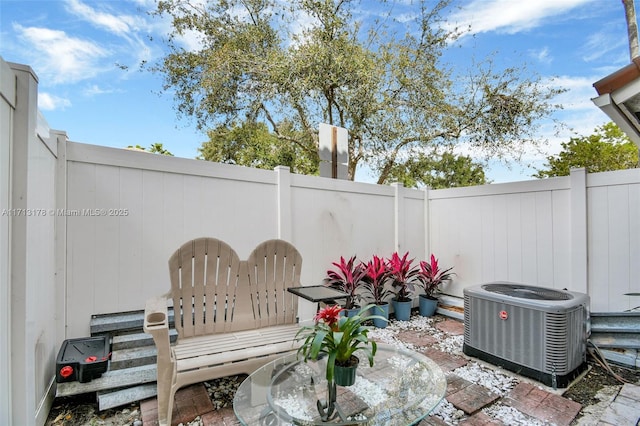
[56,336,110,383]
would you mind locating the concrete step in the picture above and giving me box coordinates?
[112,329,177,351]
[596,348,640,368]
[90,308,175,336]
[110,345,158,370]
[56,363,157,398]
[98,383,158,411]
[591,312,640,334]
[589,333,640,349]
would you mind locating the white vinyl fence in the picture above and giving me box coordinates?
[1,59,62,426]
[63,143,427,337]
[62,142,640,332]
[2,57,640,425]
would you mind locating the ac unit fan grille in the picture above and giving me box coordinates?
[545,312,569,373]
[482,283,572,300]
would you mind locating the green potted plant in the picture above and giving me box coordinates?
[295,304,380,387]
[325,255,367,315]
[362,255,392,328]
[388,251,421,321]
[418,254,454,316]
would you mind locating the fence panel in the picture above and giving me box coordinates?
[65,145,283,335]
[429,180,572,298]
[587,170,640,311]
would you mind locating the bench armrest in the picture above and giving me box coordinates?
[144,296,172,363]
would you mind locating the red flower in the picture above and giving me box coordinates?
[313,305,343,329]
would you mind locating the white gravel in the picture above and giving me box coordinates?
[451,362,517,396]
[370,314,546,424]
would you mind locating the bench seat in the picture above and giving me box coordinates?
[174,324,300,373]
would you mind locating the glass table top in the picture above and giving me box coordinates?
[233,343,447,425]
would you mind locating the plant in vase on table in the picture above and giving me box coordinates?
[295,304,380,386]
[325,255,367,315]
[362,255,392,328]
[387,251,422,321]
[295,304,382,420]
[418,254,454,317]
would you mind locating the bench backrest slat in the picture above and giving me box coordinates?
[168,238,301,339]
[169,238,241,338]
[247,240,301,328]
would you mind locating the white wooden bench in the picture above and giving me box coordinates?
[143,238,302,426]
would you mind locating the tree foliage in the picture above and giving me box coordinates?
[387,151,487,189]
[151,0,564,184]
[198,120,317,173]
[534,122,639,178]
[127,143,174,156]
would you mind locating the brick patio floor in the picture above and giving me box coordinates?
[140,317,590,426]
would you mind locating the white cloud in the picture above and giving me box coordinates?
[551,75,601,112]
[39,92,72,111]
[65,0,132,35]
[82,84,117,96]
[529,47,552,65]
[63,0,158,71]
[13,24,110,84]
[581,26,627,63]
[445,0,596,35]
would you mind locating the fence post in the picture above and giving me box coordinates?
[423,186,431,260]
[275,166,292,241]
[0,57,16,426]
[392,182,404,253]
[570,168,588,293]
[53,130,68,342]
[8,61,39,426]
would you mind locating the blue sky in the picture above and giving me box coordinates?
[0,0,635,183]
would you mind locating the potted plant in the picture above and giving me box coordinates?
[325,255,367,315]
[362,255,392,328]
[387,251,421,321]
[295,304,380,386]
[418,254,454,316]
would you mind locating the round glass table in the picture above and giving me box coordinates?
[233,343,447,425]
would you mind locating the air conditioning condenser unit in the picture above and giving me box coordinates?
[463,282,590,388]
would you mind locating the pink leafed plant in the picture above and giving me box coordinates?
[419,254,454,299]
[362,255,392,305]
[325,255,368,309]
[387,251,421,302]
